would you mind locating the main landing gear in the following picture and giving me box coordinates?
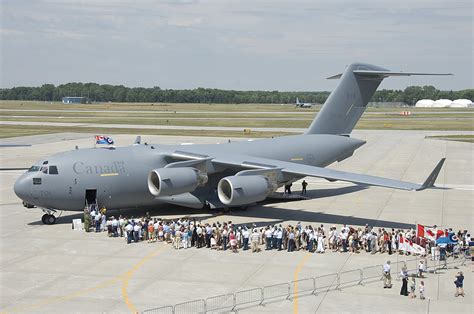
[40,208,62,225]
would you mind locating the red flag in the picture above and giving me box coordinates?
[417,224,443,241]
[417,224,425,238]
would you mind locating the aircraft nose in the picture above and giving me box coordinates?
[14,175,30,201]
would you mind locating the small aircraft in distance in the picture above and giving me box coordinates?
[295,97,314,108]
[13,62,451,224]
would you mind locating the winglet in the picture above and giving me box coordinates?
[417,158,446,191]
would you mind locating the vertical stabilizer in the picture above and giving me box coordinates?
[305,63,451,135]
[306,63,385,135]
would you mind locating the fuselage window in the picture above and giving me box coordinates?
[49,166,58,175]
[33,178,42,185]
[28,166,40,172]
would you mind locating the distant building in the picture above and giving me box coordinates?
[414,99,434,108]
[415,98,473,108]
[62,96,86,104]
[451,99,473,108]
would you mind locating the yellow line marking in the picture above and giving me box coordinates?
[100,172,119,177]
[293,252,311,314]
[121,246,166,313]
[2,245,166,314]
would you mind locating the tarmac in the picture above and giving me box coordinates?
[0,130,472,313]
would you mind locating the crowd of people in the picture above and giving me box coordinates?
[84,208,469,300]
[85,208,471,260]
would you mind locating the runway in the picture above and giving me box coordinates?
[0,130,472,313]
[2,120,474,135]
[2,108,472,115]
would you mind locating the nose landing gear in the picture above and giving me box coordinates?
[41,214,56,225]
[40,208,62,225]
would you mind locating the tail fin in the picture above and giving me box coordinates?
[306,62,452,135]
[296,97,301,105]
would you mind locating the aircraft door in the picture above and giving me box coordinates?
[85,189,97,207]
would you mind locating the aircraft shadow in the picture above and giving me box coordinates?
[265,185,368,204]
[228,206,414,230]
[27,186,411,229]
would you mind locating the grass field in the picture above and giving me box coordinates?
[1,100,473,139]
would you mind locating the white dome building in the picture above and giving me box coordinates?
[432,99,452,108]
[450,99,473,108]
[415,99,434,108]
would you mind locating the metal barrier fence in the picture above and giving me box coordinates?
[234,288,263,309]
[143,255,469,313]
[174,299,206,314]
[263,283,290,303]
[289,277,315,298]
[143,305,174,314]
[205,294,235,313]
[361,264,383,284]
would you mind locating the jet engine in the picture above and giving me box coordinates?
[217,175,275,206]
[148,167,208,197]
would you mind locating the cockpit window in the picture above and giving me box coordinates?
[28,166,40,172]
[49,166,58,175]
[41,166,48,174]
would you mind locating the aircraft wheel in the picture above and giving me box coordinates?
[45,214,56,225]
[41,214,48,224]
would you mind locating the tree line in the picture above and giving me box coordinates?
[0,83,472,105]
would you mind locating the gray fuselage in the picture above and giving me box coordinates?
[13,134,365,211]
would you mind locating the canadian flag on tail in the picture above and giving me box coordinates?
[417,224,444,241]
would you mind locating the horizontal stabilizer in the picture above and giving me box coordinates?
[353,70,453,77]
[327,70,452,80]
[327,73,342,79]
[417,158,446,191]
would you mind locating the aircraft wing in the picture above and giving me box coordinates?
[208,154,445,191]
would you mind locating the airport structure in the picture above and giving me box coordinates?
[415,98,473,108]
[61,96,87,104]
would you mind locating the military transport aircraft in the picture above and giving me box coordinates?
[13,63,450,224]
[295,97,314,108]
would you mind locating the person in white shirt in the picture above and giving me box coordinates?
[111,217,118,237]
[242,228,250,250]
[118,216,125,237]
[277,228,283,251]
[133,223,140,243]
[94,212,101,232]
[125,222,133,244]
[383,260,392,288]
[265,227,273,250]
[316,234,325,253]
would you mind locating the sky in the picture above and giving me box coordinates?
[0,0,472,91]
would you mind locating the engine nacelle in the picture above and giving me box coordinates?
[148,167,207,197]
[218,175,275,206]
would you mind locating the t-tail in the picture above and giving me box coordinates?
[306,62,452,135]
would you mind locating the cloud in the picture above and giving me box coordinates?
[0,0,472,90]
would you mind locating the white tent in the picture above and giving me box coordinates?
[432,99,452,108]
[415,99,434,108]
[451,99,473,108]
